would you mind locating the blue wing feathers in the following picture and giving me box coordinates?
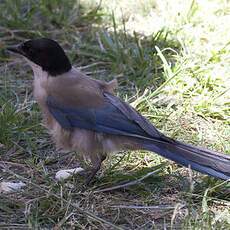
[47,95,151,137]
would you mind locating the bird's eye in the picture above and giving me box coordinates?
[21,44,31,54]
[22,43,29,50]
[36,48,42,53]
[27,47,34,55]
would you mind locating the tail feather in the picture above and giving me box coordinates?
[142,137,230,180]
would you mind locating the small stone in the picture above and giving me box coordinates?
[0,181,26,193]
[55,167,84,181]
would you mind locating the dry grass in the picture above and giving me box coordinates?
[0,0,229,229]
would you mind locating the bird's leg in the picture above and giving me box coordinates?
[85,154,106,185]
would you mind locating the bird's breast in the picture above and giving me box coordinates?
[33,76,48,102]
[32,69,56,130]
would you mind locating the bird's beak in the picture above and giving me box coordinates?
[7,44,25,56]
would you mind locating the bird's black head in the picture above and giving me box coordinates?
[7,38,72,76]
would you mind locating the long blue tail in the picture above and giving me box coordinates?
[142,136,230,180]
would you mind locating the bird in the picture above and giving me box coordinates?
[7,38,230,183]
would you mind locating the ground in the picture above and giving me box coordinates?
[0,0,229,229]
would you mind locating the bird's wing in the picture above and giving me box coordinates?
[103,92,162,138]
[46,91,162,139]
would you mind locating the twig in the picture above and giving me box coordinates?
[94,169,161,193]
[77,62,107,70]
[0,224,28,228]
[171,203,185,228]
[84,70,106,75]
[96,32,105,52]
[110,204,185,210]
[0,161,29,169]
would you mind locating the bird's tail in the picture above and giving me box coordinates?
[141,136,230,180]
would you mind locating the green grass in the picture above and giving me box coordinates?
[0,0,230,229]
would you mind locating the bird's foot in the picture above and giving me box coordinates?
[85,167,101,185]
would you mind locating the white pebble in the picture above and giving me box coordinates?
[55,167,84,181]
[0,181,26,193]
